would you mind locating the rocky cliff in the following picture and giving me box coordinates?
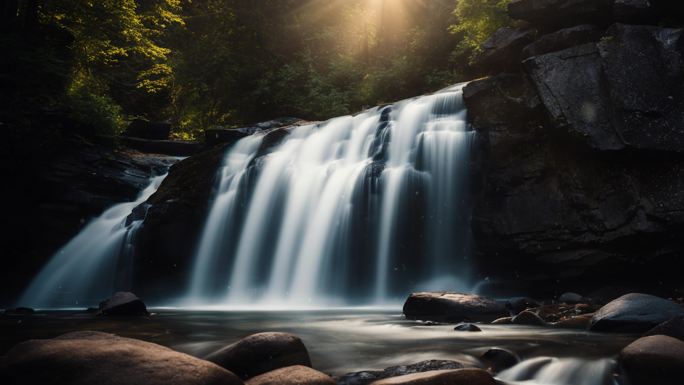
[464,0,684,297]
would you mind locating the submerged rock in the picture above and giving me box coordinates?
[512,311,546,326]
[619,335,684,385]
[205,332,311,379]
[480,348,520,373]
[337,360,467,385]
[245,365,334,385]
[0,331,243,385]
[590,293,684,333]
[99,292,148,316]
[454,323,482,332]
[368,368,495,385]
[403,292,508,323]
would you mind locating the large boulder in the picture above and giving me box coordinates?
[403,292,508,323]
[474,27,536,74]
[507,0,613,29]
[124,119,172,140]
[619,335,684,385]
[512,310,547,326]
[337,360,468,385]
[0,331,243,385]
[643,316,684,341]
[368,369,495,385]
[98,292,148,316]
[205,332,311,380]
[521,24,604,58]
[590,293,684,332]
[245,366,334,385]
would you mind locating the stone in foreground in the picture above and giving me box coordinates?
[369,368,495,385]
[619,335,684,385]
[337,360,467,385]
[590,293,684,333]
[0,331,243,385]
[403,292,508,323]
[99,291,148,316]
[205,332,311,379]
[245,365,335,385]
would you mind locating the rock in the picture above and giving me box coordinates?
[205,332,311,380]
[507,0,613,29]
[0,331,243,385]
[454,323,482,332]
[522,25,604,58]
[245,365,334,385]
[553,314,592,329]
[643,316,684,341]
[98,292,148,316]
[337,360,467,385]
[506,297,541,315]
[480,348,520,373]
[590,293,684,332]
[491,317,513,325]
[205,127,254,146]
[558,292,585,304]
[369,368,495,385]
[474,27,536,74]
[403,292,508,323]
[121,136,202,157]
[124,119,172,140]
[619,335,684,385]
[512,311,546,326]
[3,307,34,315]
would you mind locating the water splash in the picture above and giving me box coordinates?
[498,357,617,385]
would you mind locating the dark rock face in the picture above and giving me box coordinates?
[205,117,303,146]
[475,27,537,74]
[133,145,228,301]
[0,331,243,385]
[337,360,468,385]
[644,316,684,341]
[121,136,202,157]
[245,365,335,385]
[205,332,311,380]
[124,119,172,140]
[508,0,613,29]
[590,293,684,332]
[619,335,684,385]
[98,292,148,316]
[522,25,603,58]
[403,292,508,323]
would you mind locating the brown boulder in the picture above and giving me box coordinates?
[403,292,508,323]
[619,335,684,385]
[245,365,335,385]
[369,368,495,385]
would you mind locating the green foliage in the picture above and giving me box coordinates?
[67,77,125,136]
[450,0,512,62]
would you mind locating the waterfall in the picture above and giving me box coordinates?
[19,174,168,308]
[497,357,617,385]
[187,84,474,307]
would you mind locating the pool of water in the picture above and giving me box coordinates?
[0,309,637,377]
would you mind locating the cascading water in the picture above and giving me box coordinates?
[187,84,474,306]
[497,357,617,385]
[19,174,168,308]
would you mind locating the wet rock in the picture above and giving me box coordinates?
[507,0,613,29]
[369,368,495,385]
[491,317,513,325]
[3,307,34,315]
[121,136,202,157]
[512,311,547,326]
[590,293,684,333]
[403,292,508,323]
[205,332,311,380]
[0,331,243,385]
[98,292,148,316]
[506,297,541,315]
[644,316,684,341]
[454,323,482,332]
[474,27,536,74]
[337,360,467,385]
[205,117,302,146]
[522,25,603,58]
[480,348,519,373]
[558,292,585,304]
[245,365,334,385]
[553,314,592,329]
[124,119,171,140]
[619,335,684,385]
